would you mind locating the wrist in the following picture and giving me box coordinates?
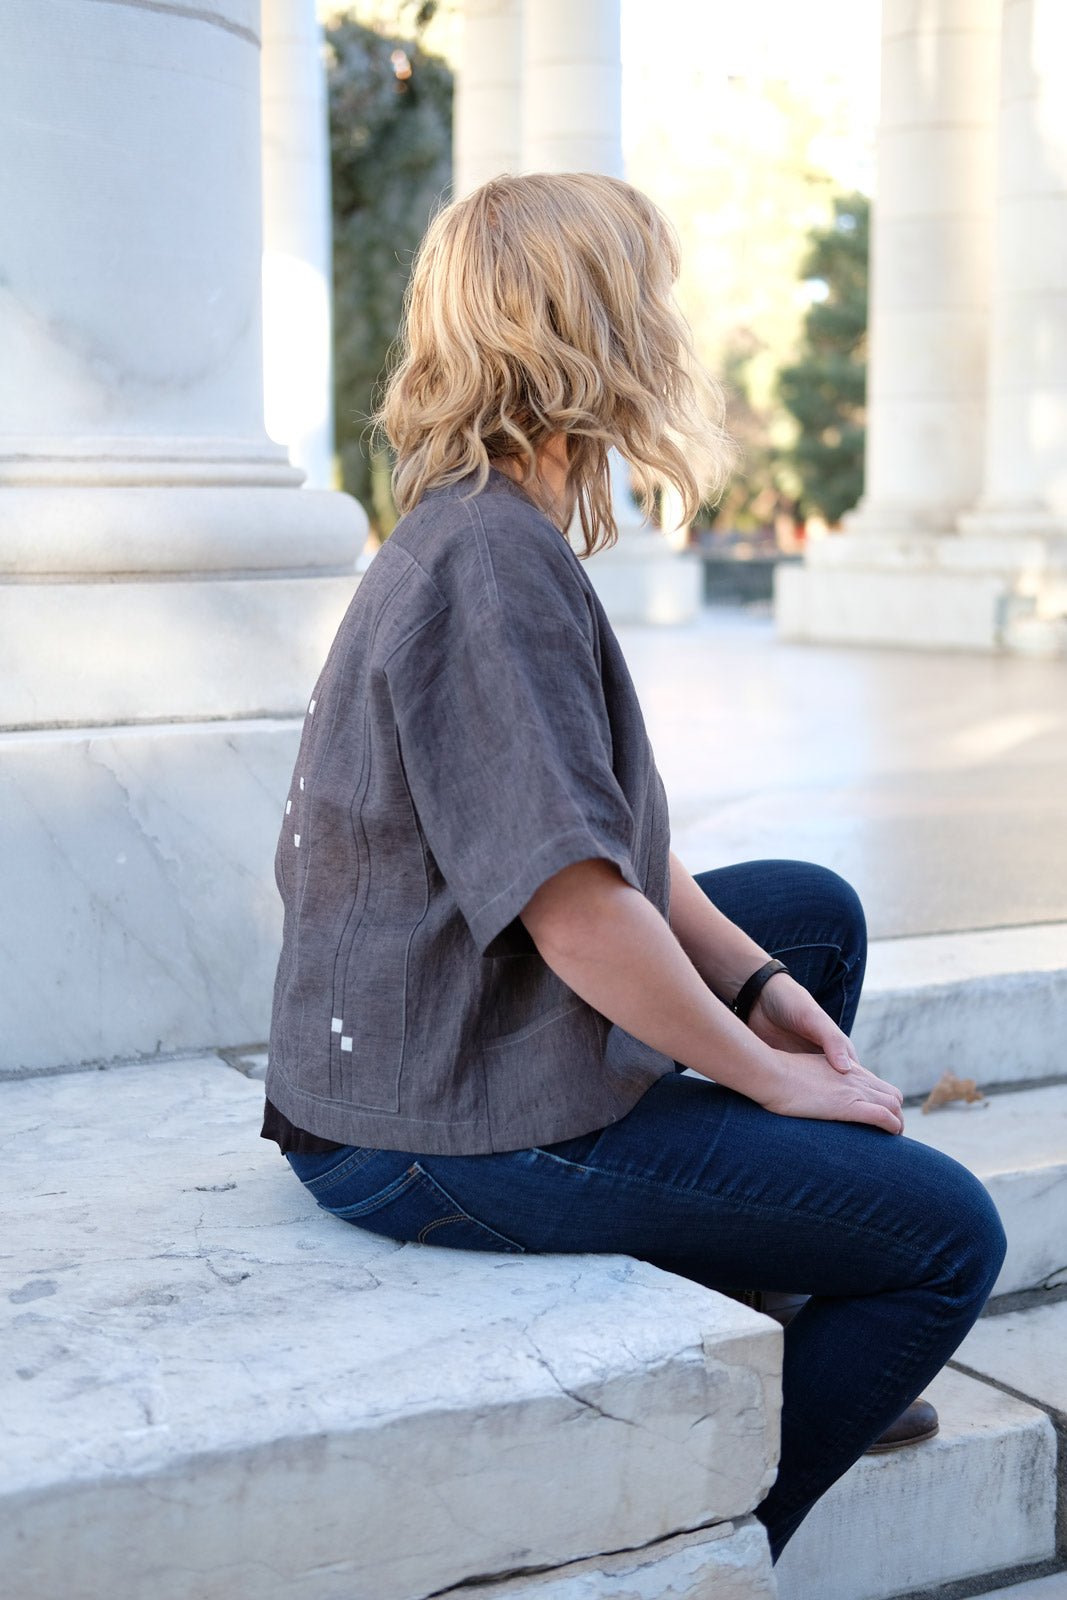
[698,1011,789,1099]
[731,959,790,1024]
[744,1043,794,1112]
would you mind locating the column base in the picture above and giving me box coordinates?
[2,571,361,727]
[584,533,703,625]
[0,484,364,574]
[1,481,368,725]
[957,502,1067,541]
[0,435,303,490]
[774,532,1067,656]
[0,479,369,1066]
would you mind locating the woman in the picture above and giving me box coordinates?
[262,173,1005,1559]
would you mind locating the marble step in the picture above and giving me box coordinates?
[774,1365,1057,1600]
[903,1082,1067,1297]
[854,922,1067,1097]
[981,1578,1067,1600]
[956,1298,1067,1508]
[0,1056,781,1600]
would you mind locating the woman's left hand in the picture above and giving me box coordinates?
[747,972,862,1076]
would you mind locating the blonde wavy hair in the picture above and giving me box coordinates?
[378,172,733,556]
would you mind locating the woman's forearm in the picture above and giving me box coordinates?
[668,851,770,1000]
[520,859,786,1101]
[519,858,904,1132]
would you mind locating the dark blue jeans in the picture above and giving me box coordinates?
[286,861,1006,1559]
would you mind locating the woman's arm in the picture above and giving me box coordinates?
[667,851,773,999]
[668,852,861,1073]
[520,858,903,1133]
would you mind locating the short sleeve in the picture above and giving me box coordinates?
[386,522,642,958]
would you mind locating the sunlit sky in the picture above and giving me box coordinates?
[623,0,881,193]
[339,0,883,195]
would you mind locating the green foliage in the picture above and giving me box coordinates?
[705,330,792,533]
[327,11,453,526]
[777,193,868,526]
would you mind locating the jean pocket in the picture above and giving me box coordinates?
[315,1159,527,1254]
[289,1145,382,1197]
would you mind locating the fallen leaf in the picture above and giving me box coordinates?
[921,1070,989,1114]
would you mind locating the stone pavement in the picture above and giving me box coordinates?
[617,610,1067,940]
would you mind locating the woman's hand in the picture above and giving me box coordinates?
[748,971,856,1070]
[758,1048,905,1133]
[750,973,904,1133]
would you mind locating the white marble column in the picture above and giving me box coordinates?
[849,0,1001,537]
[0,0,365,1073]
[515,0,699,621]
[521,0,623,177]
[261,0,335,489]
[773,0,1067,652]
[960,0,1067,538]
[455,0,522,195]
[0,0,362,721]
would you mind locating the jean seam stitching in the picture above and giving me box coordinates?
[564,1158,967,1284]
[303,1148,378,1194]
[532,1149,590,1172]
[414,1164,528,1252]
[327,1165,421,1217]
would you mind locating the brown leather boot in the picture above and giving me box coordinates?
[865,1396,939,1452]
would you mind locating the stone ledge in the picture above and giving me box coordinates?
[775,561,1011,652]
[958,1300,1067,1419]
[957,1303,1067,1583]
[979,1577,1067,1600]
[854,923,1067,1097]
[0,1057,781,1600]
[463,1517,774,1598]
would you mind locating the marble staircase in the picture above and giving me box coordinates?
[4,923,1067,1599]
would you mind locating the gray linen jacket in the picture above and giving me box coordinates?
[265,470,674,1154]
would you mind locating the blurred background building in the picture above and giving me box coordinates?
[327,0,1067,653]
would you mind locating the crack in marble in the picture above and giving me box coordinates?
[524,1336,641,1431]
[85,0,260,52]
[82,737,249,1019]
[423,1517,742,1598]
[15,748,203,1015]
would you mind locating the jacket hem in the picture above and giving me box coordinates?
[263,1063,671,1157]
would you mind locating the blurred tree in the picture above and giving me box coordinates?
[777,193,868,526]
[706,329,799,534]
[327,8,453,530]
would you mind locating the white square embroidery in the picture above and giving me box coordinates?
[330,1017,343,1033]
[293,833,301,847]
[285,799,292,814]
[340,1036,353,1052]
[308,698,316,715]
[299,776,304,791]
